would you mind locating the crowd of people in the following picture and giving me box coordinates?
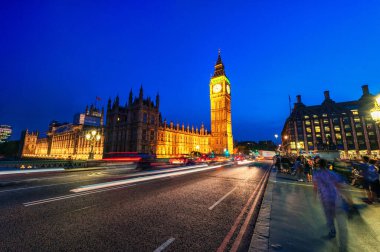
[273,154,380,238]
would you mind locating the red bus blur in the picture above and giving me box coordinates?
[103,152,154,162]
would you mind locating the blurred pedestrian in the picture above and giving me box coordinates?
[303,157,313,182]
[313,158,342,238]
[293,157,304,182]
[363,159,379,204]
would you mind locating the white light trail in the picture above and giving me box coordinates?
[70,165,222,193]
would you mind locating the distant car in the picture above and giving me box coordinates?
[169,155,195,165]
[234,155,245,161]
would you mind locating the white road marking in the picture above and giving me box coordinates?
[209,186,238,210]
[154,237,175,252]
[69,205,96,213]
[71,165,222,193]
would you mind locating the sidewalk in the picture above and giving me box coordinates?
[250,169,380,252]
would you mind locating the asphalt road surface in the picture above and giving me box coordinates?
[0,161,270,252]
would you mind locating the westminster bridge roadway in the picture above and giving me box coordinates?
[0,161,270,252]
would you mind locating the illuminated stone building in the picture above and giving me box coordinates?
[104,51,233,157]
[281,85,380,159]
[20,105,104,160]
[0,125,12,143]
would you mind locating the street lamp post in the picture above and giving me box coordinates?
[370,94,380,124]
[85,129,101,160]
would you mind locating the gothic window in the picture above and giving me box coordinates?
[143,113,147,123]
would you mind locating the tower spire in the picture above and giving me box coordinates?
[213,49,226,77]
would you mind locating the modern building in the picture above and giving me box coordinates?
[281,85,380,159]
[0,125,12,143]
[19,105,104,159]
[105,51,234,157]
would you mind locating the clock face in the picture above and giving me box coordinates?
[226,85,231,94]
[213,84,222,93]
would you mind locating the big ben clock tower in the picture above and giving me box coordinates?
[210,50,233,154]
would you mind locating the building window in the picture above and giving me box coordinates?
[314,120,320,125]
[290,142,296,149]
[351,110,359,115]
[354,117,360,123]
[334,125,340,131]
[324,126,330,132]
[355,124,362,128]
[150,131,155,141]
[142,130,147,141]
[304,115,309,119]
[357,132,363,136]
[313,115,318,118]
[306,127,311,133]
[315,126,321,133]
[305,121,311,126]
[143,113,147,123]
[346,132,352,137]
[335,133,342,140]
[322,113,328,117]
[323,119,329,124]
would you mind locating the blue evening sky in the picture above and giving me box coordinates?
[1,0,380,141]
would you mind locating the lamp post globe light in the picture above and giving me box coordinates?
[370,94,380,124]
[85,129,101,160]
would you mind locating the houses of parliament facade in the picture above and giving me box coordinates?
[104,51,233,158]
[20,52,234,159]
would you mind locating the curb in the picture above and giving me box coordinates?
[248,168,276,252]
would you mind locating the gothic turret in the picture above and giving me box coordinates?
[129,89,133,106]
[156,93,160,109]
[139,85,143,103]
[107,98,112,110]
